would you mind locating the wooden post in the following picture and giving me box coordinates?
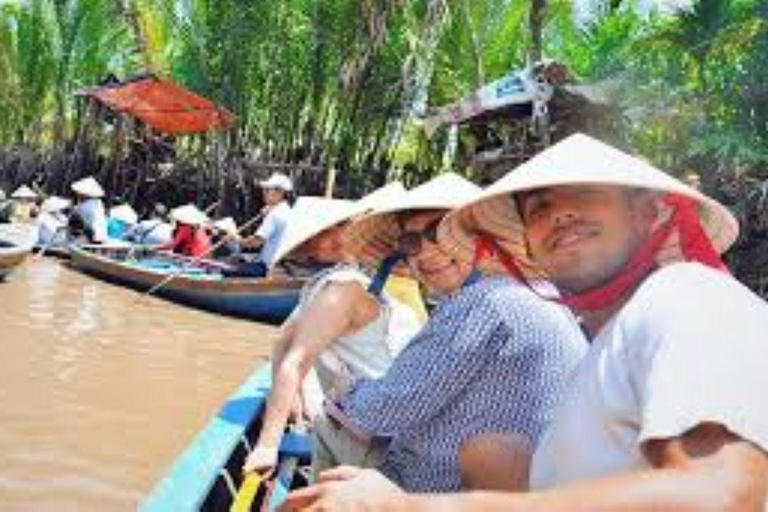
[324,165,336,198]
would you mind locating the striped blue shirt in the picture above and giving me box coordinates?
[337,275,587,492]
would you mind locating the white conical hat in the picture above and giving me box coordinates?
[71,176,105,198]
[109,203,138,225]
[212,217,238,237]
[41,196,72,213]
[344,173,482,263]
[170,204,209,227]
[439,133,739,277]
[11,185,38,200]
[270,196,365,266]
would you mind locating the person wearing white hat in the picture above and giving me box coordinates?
[125,203,173,246]
[107,203,139,240]
[295,173,585,494]
[9,184,39,223]
[35,196,72,247]
[162,204,212,257]
[287,134,767,510]
[70,176,108,243]
[242,190,425,475]
[234,172,295,276]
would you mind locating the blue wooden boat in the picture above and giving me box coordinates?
[142,364,313,511]
[69,245,304,324]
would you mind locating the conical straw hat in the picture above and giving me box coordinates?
[170,204,209,227]
[71,176,105,198]
[344,173,482,263]
[11,185,38,200]
[109,203,138,225]
[212,217,238,237]
[439,133,739,277]
[270,196,362,266]
[41,196,71,213]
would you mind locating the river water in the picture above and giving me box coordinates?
[0,257,276,511]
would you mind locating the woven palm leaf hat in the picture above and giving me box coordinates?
[344,173,482,264]
[11,185,38,200]
[170,203,209,227]
[439,133,739,282]
[71,176,105,198]
[270,182,407,266]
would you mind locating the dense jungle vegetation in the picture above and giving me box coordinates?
[0,0,766,293]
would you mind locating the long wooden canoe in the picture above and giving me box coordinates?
[69,245,304,324]
[142,364,312,511]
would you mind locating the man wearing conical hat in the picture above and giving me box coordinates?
[296,173,585,494]
[286,134,767,509]
[242,190,425,475]
[70,176,108,243]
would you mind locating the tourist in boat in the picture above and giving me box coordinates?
[283,134,767,511]
[9,184,39,223]
[107,203,139,240]
[69,176,108,243]
[276,173,586,495]
[125,203,173,246]
[162,203,212,258]
[36,196,71,247]
[242,191,428,475]
[231,172,294,277]
[210,217,241,259]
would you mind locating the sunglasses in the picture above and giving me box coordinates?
[396,218,441,257]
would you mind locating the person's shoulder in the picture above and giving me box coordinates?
[636,262,759,307]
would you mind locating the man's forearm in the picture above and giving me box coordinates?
[405,466,763,512]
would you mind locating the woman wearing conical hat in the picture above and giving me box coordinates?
[297,173,585,494]
[69,176,108,243]
[36,196,71,247]
[243,186,425,475]
[285,134,767,510]
[162,204,212,258]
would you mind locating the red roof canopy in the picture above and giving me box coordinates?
[79,75,236,135]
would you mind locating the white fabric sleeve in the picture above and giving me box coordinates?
[634,263,768,452]
[255,210,277,239]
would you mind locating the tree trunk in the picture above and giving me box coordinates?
[529,0,547,64]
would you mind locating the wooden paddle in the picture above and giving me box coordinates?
[230,471,264,512]
[138,210,265,300]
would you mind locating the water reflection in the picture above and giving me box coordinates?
[0,258,275,511]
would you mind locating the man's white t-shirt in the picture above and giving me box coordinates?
[531,262,768,494]
[256,201,291,267]
[75,198,108,243]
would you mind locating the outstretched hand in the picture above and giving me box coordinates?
[279,466,405,511]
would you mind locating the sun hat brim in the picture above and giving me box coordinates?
[11,185,38,200]
[71,177,105,198]
[270,196,365,266]
[170,204,209,226]
[439,133,739,277]
[344,173,482,263]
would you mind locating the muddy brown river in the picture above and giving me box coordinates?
[0,257,276,511]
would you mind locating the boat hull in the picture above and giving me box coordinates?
[69,246,303,324]
[0,224,36,280]
[142,364,311,511]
